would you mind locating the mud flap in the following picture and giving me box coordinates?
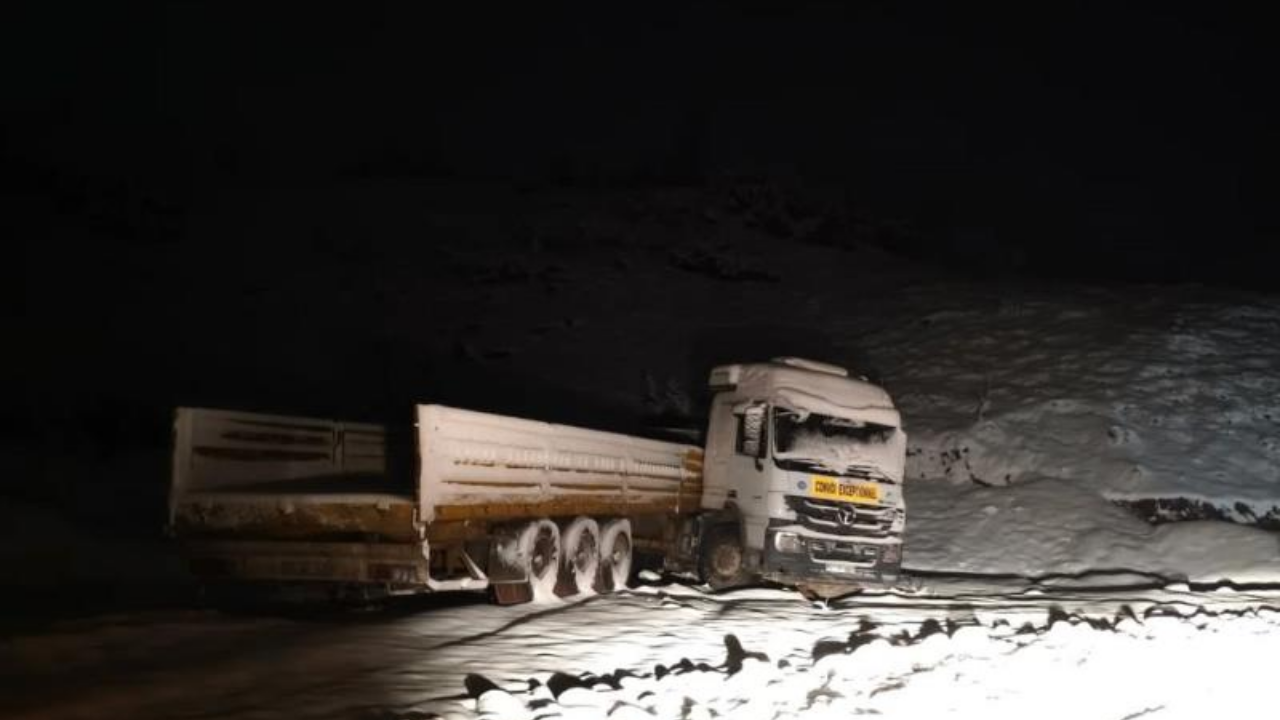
[492,582,532,605]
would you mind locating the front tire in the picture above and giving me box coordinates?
[700,525,749,590]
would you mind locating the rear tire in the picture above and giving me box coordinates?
[598,519,633,592]
[517,519,561,602]
[561,517,601,596]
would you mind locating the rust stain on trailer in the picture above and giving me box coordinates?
[181,539,427,585]
[432,497,693,522]
[422,520,484,542]
[173,501,419,542]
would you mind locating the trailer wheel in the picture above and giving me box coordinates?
[700,524,748,590]
[598,519,633,592]
[517,519,561,602]
[561,517,601,596]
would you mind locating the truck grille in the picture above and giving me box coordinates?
[808,539,880,564]
[785,495,896,538]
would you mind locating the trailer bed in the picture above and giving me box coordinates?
[169,405,705,588]
[170,409,418,542]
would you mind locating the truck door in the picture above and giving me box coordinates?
[700,396,737,510]
[703,399,770,548]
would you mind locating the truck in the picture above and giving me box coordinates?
[169,357,907,602]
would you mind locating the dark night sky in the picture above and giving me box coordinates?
[6,3,1276,280]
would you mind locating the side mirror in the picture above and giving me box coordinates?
[740,403,767,459]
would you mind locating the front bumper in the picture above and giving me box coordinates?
[761,525,902,585]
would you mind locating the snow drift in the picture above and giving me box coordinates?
[860,284,1280,525]
[904,477,1280,584]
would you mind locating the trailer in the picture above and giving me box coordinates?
[171,405,703,603]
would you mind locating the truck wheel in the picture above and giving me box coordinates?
[598,519,633,592]
[700,525,748,590]
[518,519,561,602]
[561,517,601,596]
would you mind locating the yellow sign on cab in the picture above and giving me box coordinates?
[809,475,881,505]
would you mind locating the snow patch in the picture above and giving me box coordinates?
[864,287,1280,518]
[904,477,1280,583]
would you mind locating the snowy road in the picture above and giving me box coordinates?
[3,579,1279,720]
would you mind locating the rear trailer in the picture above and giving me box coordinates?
[170,406,703,600]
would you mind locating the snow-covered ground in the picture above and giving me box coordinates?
[905,478,1280,584]
[3,581,1279,719]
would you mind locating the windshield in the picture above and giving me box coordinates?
[772,406,898,478]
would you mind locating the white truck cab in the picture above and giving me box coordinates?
[688,357,907,589]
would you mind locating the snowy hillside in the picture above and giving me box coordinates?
[852,284,1280,525]
[905,477,1280,583]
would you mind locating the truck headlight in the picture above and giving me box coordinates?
[773,531,805,554]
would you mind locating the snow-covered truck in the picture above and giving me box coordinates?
[169,358,906,602]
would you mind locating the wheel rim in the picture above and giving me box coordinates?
[598,520,632,591]
[611,533,631,567]
[575,529,598,572]
[711,542,741,578]
[532,525,557,579]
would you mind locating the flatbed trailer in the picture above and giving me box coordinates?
[171,405,703,601]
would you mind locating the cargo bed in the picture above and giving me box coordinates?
[170,408,418,543]
[170,405,703,592]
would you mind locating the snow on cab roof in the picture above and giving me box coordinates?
[711,359,901,427]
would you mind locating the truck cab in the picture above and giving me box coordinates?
[691,357,906,590]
